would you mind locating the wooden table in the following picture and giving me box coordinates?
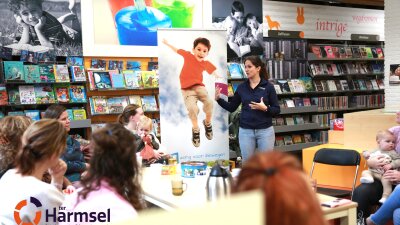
[319,194,358,225]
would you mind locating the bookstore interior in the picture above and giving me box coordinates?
[1,0,399,224]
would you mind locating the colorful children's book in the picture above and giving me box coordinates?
[19,85,36,104]
[89,96,109,114]
[0,84,8,105]
[91,59,106,70]
[69,85,87,103]
[128,95,142,106]
[92,71,112,89]
[72,109,87,120]
[7,87,20,104]
[24,110,41,121]
[140,71,158,88]
[376,48,384,59]
[107,96,129,114]
[228,83,234,96]
[54,64,70,82]
[4,61,24,81]
[108,60,124,71]
[66,109,74,120]
[24,65,40,83]
[54,84,70,103]
[126,61,142,71]
[39,64,56,82]
[228,63,244,79]
[147,61,158,71]
[34,84,56,104]
[7,111,25,116]
[124,71,143,88]
[70,66,86,82]
[110,73,126,89]
[215,82,228,101]
[66,56,83,66]
[141,95,158,111]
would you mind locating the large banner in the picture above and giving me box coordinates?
[262,1,384,40]
[0,0,83,56]
[158,29,228,163]
[82,0,204,57]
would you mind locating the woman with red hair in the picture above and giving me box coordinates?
[234,151,327,225]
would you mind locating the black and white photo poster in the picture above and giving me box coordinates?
[0,0,82,56]
[212,0,264,60]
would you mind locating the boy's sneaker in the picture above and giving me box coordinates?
[192,128,200,147]
[360,176,374,184]
[203,120,213,140]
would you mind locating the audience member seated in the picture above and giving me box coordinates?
[60,123,145,224]
[233,151,327,225]
[0,119,67,224]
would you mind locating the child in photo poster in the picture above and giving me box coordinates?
[162,37,221,147]
[7,0,81,48]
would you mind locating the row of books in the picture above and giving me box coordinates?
[312,94,384,110]
[349,94,385,108]
[309,62,383,76]
[280,97,312,108]
[264,40,308,60]
[310,45,384,59]
[0,108,86,121]
[91,118,161,136]
[87,70,158,90]
[267,60,307,80]
[2,61,86,83]
[89,95,158,115]
[275,133,314,146]
[88,59,158,72]
[0,84,86,105]
[273,113,337,127]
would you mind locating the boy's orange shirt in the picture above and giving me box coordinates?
[177,49,216,89]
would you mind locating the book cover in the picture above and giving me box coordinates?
[72,109,87,120]
[66,56,83,66]
[69,85,87,103]
[91,59,106,70]
[292,134,303,144]
[284,99,295,108]
[351,47,361,58]
[371,79,379,90]
[93,71,112,89]
[89,96,108,114]
[19,50,36,64]
[345,47,353,58]
[147,61,159,71]
[110,73,126,89]
[303,98,311,106]
[140,71,159,88]
[376,48,384,59]
[0,84,7,105]
[4,61,24,81]
[228,63,244,79]
[310,45,322,58]
[128,95,142,106]
[141,95,158,111]
[377,79,385,89]
[293,97,304,107]
[319,46,327,58]
[54,64,70,82]
[331,47,340,58]
[231,81,240,92]
[334,80,342,91]
[365,47,373,58]
[273,84,282,94]
[19,85,36,104]
[294,115,304,125]
[359,47,368,58]
[7,111,25,116]
[124,71,143,88]
[7,87,20,104]
[24,110,41,121]
[70,66,86,82]
[275,136,284,146]
[108,60,124,71]
[24,65,40,83]
[34,84,56,104]
[38,64,55,82]
[303,134,313,143]
[285,117,295,125]
[215,82,228,101]
[275,117,285,126]
[371,47,378,58]
[313,80,324,92]
[126,61,142,71]
[277,80,291,93]
[0,46,12,60]
[321,198,352,208]
[283,135,293,145]
[107,96,129,114]
[365,80,373,90]
[228,83,235,96]
[66,109,74,120]
[338,47,346,58]
[54,84,70,103]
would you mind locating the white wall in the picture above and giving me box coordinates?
[384,0,400,112]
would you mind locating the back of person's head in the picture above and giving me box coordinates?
[80,123,144,210]
[244,56,268,80]
[193,37,211,51]
[15,119,67,175]
[118,104,141,125]
[376,129,394,141]
[234,151,326,225]
[8,0,43,13]
[43,104,66,119]
[231,1,244,14]
[137,116,152,130]
[0,116,32,173]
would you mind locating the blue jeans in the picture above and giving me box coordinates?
[371,185,400,225]
[238,127,275,161]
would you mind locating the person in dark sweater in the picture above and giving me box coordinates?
[215,55,280,161]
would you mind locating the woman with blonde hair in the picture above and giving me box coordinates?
[0,116,32,178]
[234,151,327,225]
[0,119,68,224]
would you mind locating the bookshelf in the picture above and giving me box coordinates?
[0,54,91,138]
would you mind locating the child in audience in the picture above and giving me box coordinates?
[60,123,145,224]
[360,130,400,203]
[134,116,163,164]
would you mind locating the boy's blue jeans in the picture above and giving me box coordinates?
[238,127,275,161]
[370,185,400,225]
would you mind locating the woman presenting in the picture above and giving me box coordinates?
[215,55,280,161]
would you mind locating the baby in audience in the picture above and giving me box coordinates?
[134,116,162,164]
[360,130,400,203]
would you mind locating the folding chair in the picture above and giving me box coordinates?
[309,148,361,200]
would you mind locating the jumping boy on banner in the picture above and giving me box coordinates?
[163,37,221,147]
